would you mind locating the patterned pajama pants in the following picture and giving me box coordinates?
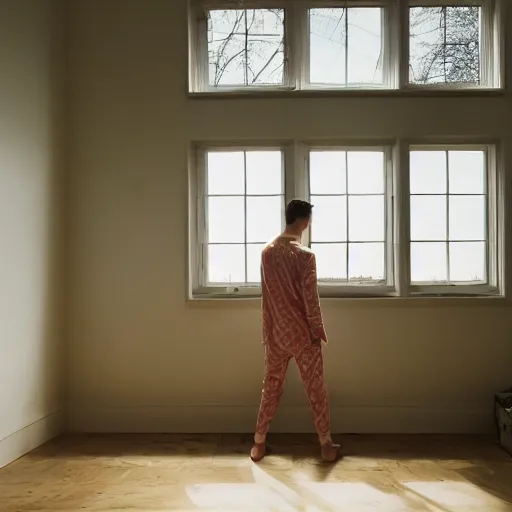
[255,342,331,440]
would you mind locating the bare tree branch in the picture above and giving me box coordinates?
[208,6,479,87]
[216,49,245,84]
[250,45,282,84]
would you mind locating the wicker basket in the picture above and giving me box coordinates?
[495,389,512,456]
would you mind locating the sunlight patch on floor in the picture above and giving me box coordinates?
[250,463,302,504]
[302,482,411,511]
[185,483,298,511]
[403,481,510,511]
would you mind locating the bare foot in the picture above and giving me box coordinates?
[321,442,341,462]
[250,443,266,462]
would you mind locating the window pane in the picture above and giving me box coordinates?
[349,243,385,282]
[449,195,486,241]
[207,152,245,195]
[348,196,384,241]
[309,8,383,86]
[208,9,284,87]
[449,151,485,194]
[411,242,447,283]
[247,196,283,243]
[246,151,283,195]
[410,195,446,241]
[209,31,245,86]
[347,151,384,194]
[247,243,265,283]
[310,196,347,242]
[310,8,346,85]
[208,244,245,283]
[310,151,346,195]
[208,197,245,243]
[410,151,446,194]
[449,242,486,282]
[347,8,383,85]
[312,243,347,280]
[409,6,480,85]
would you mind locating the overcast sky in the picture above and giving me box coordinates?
[206,149,486,285]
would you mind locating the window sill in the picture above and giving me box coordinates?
[188,87,507,100]
[187,294,508,308]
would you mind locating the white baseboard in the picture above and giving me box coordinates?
[0,410,65,469]
[68,405,493,434]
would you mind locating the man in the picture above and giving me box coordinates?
[251,199,340,463]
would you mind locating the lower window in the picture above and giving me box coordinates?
[202,148,284,287]
[409,146,497,294]
[191,141,502,298]
[307,148,392,292]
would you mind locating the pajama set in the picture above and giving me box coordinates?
[255,234,330,440]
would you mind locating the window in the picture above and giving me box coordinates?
[308,7,385,88]
[196,148,285,292]
[409,146,498,293]
[308,148,392,290]
[409,4,481,86]
[189,0,504,93]
[191,141,503,298]
[207,9,285,87]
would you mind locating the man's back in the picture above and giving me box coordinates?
[261,235,325,349]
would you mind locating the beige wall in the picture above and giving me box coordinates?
[67,0,512,433]
[0,0,65,466]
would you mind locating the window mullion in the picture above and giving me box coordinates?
[293,142,310,245]
[486,145,498,288]
[193,7,210,92]
[286,2,305,90]
[243,151,248,282]
[385,148,395,287]
[480,0,497,88]
[398,0,409,89]
[344,8,349,87]
[288,143,300,202]
[383,0,397,88]
[395,139,410,296]
[494,0,505,89]
[197,149,208,289]
[294,3,308,90]
[345,152,349,281]
[445,151,451,284]
[495,142,507,295]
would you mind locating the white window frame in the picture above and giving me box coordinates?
[191,141,293,298]
[405,141,502,296]
[189,0,296,93]
[189,139,504,299]
[298,0,398,90]
[188,0,504,93]
[298,141,397,297]
[405,0,503,90]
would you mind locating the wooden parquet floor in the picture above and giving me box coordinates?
[1,434,512,511]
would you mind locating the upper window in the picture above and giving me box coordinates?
[207,9,285,87]
[409,3,481,86]
[189,0,504,93]
[309,8,384,88]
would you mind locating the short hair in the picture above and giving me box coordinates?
[285,199,313,225]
